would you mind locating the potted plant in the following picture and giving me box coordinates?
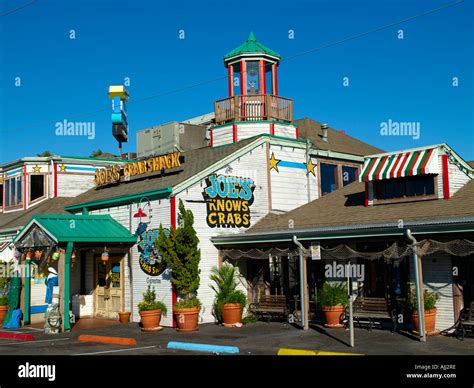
[210,263,247,327]
[407,287,437,335]
[157,199,201,332]
[0,295,8,326]
[118,311,131,324]
[317,282,348,327]
[137,285,167,331]
[0,275,10,326]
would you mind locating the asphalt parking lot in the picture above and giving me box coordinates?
[0,321,473,356]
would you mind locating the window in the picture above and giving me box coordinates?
[374,175,435,201]
[232,63,241,96]
[30,175,45,202]
[4,176,22,208]
[342,166,358,186]
[246,61,260,94]
[0,184,3,208]
[265,62,273,94]
[320,163,338,195]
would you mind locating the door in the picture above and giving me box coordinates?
[94,257,123,319]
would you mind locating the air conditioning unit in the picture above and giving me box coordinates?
[136,122,208,158]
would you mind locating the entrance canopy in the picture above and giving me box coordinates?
[13,214,137,246]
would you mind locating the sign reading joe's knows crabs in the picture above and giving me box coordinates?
[202,174,255,228]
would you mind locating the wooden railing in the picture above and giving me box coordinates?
[214,94,293,124]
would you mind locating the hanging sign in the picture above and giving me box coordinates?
[310,243,321,261]
[202,174,255,228]
[137,228,168,276]
[94,151,181,187]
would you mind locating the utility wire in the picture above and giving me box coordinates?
[1,0,465,133]
[0,0,38,17]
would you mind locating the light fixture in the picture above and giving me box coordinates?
[101,247,109,264]
[134,208,147,218]
[133,197,151,223]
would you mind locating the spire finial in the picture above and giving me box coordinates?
[247,32,256,42]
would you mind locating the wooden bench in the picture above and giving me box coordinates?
[456,301,474,341]
[249,295,289,321]
[346,297,397,331]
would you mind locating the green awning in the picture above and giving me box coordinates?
[13,214,137,245]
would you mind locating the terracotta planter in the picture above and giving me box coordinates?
[174,306,200,332]
[118,311,131,324]
[222,303,242,327]
[322,305,345,328]
[411,308,437,335]
[139,309,163,332]
[0,305,8,326]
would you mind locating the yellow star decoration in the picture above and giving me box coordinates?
[59,164,67,172]
[306,159,316,176]
[269,152,281,173]
[32,165,41,173]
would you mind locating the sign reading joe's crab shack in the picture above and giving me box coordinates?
[94,151,181,186]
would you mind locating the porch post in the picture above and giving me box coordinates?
[406,229,426,342]
[23,258,31,325]
[63,242,73,331]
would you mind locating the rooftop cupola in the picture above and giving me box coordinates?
[211,33,297,146]
[223,32,281,96]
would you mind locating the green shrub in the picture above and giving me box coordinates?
[137,285,167,315]
[175,298,201,309]
[210,263,247,322]
[317,282,348,307]
[156,199,201,308]
[407,288,437,312]
[241,314,258,325]
[0,295,8,306]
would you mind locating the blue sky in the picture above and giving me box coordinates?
[0,0,473,163]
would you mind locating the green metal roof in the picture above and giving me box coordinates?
[14,214,137,244]
[224,32,281,61]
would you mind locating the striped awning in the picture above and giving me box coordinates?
[360,147,439,182]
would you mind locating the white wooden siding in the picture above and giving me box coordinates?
[270,145,317,213]
[30,283,46,306]
[236,123,270,141]
[212,125,233,146]
[175,145,269,324]
[274,124,297,139]
[448,159,470,196]
[437,156,444,198]
[0,234,16,262]
[410,253,454,331]
[57,173,96,197]
[129,200,173,326]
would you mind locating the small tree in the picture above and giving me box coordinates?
[90,149,104,158]
[37,150,52,157]
[156,199,201,307]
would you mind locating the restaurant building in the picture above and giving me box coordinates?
[213,144,474,333]
[2,34,472,333]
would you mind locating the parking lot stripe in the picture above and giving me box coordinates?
[78,334,137,346]
[167,341,239,354]
[73,345,156,355]
[0,338,70,346]
[0,332,34,341]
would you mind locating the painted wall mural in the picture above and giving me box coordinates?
[202,174,255,228]
[137,228,167,276]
